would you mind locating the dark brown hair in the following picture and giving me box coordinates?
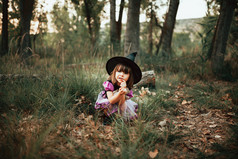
[108,64,134,89]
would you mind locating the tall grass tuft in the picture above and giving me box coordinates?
[66,70,105,115]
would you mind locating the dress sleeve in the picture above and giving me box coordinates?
[126,90,134,99]
[103,81,114,91]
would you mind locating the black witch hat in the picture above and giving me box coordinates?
[106,52,142,84]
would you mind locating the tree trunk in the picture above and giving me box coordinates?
[211,0,236,79]
[18,0,35,61]
[84,0,94,46]
[155,0,179,59]
[110,0,117,54]
[1,0,9,56]
[135,70,156,88]
[148,3,153,55]
[116,0,124,43]
[124,0,141,55]
[110,0,124,55]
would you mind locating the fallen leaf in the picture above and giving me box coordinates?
[78,113,85,119]
[104,126,112,133]
[115,147,121,153]
[85,115,93,122]
[187,100,192,104]
[215,129,222,133]
[221,93,230,101]
[205,149,215,154]
[202,129,210,135]
[81,96,85,100]
[209,124,217,128]
[208,138,215,143]
[159,119,167,127]
[149,149,158,158]
[215,135,221,139]
[227,112,235,116]
[182,100,188,105]
[165,91,170,94]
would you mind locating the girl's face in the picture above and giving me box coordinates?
[110,64,133,88]
[115,71,130,84]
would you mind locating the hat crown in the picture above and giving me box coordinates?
[126,52,137,61]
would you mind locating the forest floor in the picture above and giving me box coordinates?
[0,72,238,158]
[157,80,237,158]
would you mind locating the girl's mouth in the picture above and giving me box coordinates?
[118,77,124,81]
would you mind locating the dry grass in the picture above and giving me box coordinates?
[0,51,238,158]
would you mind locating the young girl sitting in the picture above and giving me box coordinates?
[95,52,142,121]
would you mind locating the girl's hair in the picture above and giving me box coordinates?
[108,64,134,89]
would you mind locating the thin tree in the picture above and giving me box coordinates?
[72,0,104,49]
[141,0,162,55]
[32,2,48,53]
[18,0,35,61]
[124,0,141,55]
[83,0,94,45]
[211,0,237,79]
[110,0,125,54]
[155,0,179,59]
[1,0,9,56]
[146,2,154,55]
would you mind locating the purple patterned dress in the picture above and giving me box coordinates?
[95,81,138,120]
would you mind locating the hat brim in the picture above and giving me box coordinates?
[106,56,142,84]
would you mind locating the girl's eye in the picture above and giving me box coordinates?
[117,71,128,74]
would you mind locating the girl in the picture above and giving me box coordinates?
[95,52,142,121]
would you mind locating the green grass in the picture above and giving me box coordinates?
[0,70,182,158]
[182,81,236,111]
[0,50,237,159]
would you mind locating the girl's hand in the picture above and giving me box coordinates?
[119,87,127,95]
[120,80,127,88]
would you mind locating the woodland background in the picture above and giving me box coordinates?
[0,0,238,158]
